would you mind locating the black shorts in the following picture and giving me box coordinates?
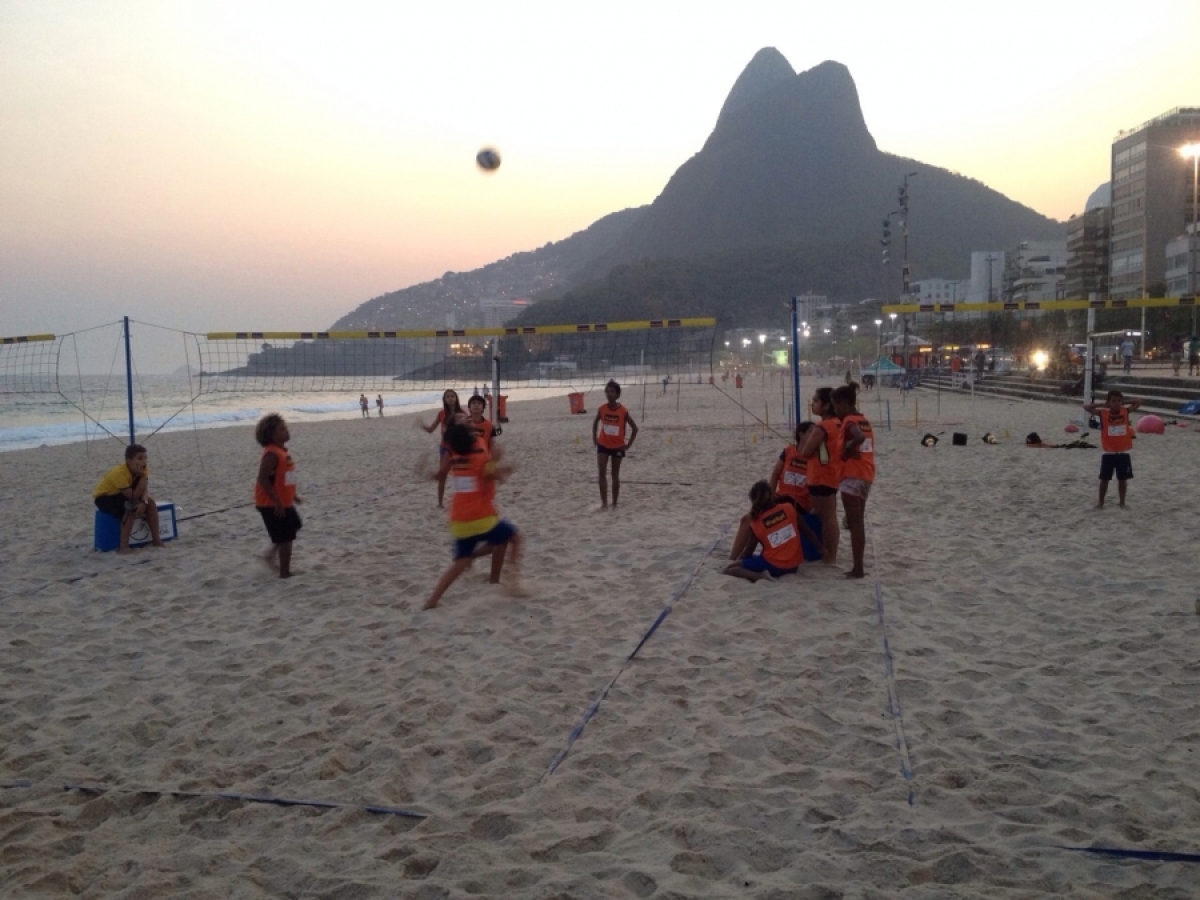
[1099,453,1133,482]
[95,494,129,520]
[808,484,837,498]
[596,446,625,459]
[258,506,302,543]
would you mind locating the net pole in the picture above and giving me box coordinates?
[790,297,801,430]
[489,339,500,425]
[123,316,135,445]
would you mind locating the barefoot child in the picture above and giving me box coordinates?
[1082,390,1142,508]
[724,481,822,582]
[424,422,522,609]
[92,443,165,554]
[832,382,875,578]
[797,387,843,564]
[420,389,464,507]
[254,414,302,578]
[592,379,638,509]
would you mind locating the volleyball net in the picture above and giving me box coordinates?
[196,318,717,393]
[0,334,60,394]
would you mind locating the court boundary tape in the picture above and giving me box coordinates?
[542,514,737,779]
[0,779,426,819]
[1058,845,1200,863]
[866,510,916,805]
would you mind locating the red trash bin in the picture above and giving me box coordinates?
[497,394,509,423]
[567,392,586,415]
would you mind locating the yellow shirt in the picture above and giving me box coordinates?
[93,462,141,498]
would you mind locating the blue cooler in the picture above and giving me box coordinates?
[1179,400,1200,416]
[94,502,178,552]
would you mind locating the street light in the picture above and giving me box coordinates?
[758,333,767,371]
[1182,143,1200,334]
[874,318,883,360]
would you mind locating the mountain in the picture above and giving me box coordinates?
[330,49,1063,331]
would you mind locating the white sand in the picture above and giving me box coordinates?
[1,380,1198,898]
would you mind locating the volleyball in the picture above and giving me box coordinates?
[476,147,501,172]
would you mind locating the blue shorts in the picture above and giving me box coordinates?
[453,520,517,560]
[738,556,799,578]
[1099,452,1133,482]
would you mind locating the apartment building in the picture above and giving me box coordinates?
[1109,107,1200,300]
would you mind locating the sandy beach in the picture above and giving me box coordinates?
[1,379,1198,898]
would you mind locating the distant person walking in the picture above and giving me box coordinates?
[1120,336,1134,375]
[1189,335,1200,377]
[1170,335,1184,376]
[359,394,369,418]
[376,394,384,417]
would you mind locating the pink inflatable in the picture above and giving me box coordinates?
[1135,414,1165,434]
[1064,423,1079,433]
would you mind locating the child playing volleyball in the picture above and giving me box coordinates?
[254,414,302,578]
[424,421,521,609]
[419,389,464,507]
[592,379,638,509]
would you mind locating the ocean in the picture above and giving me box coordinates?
[0,377,570,453]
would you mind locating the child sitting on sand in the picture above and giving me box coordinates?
[424,421,521,609]
[768,421,814,514]
[724,481,822,583]
[92,443,165,554]
[254,414,302,578]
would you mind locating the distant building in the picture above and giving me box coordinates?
[1108,107,1200,300]
[1064,202,1111,299]
[1002,240,1068,304]
[1166,225,1197,297]
[479,297,531,328]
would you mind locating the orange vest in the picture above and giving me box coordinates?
[1099,408,1133,453]
[840,413,876,483]
[254,444,296,507]
[596,403,628,449]
[776,446,812,512]
[470,417,494,451]
[749,502,803,570]
[448,448,497,523]
[806,417,843,489]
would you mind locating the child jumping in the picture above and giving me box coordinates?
[424,422,521,609]
[832,382,875,578]
[1082,390,1142,508]
[92,443,165,554]
[592,379,638,509]
[255,413,302,578]
[724,481,822,582]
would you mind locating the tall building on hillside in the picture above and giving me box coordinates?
[1109,107,1200,300]
[479,297,530,328]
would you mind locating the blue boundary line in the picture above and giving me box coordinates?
[1,780,426,819]
[1059,845,1200,863]
[543,517,736,779]
[866,511,915,805]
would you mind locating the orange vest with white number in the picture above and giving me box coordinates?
[749,502,803,569]
[806,417,843,489]
[776,446,812,512]
[254,444,296,507]
[1099,408,1133,453]
[840,413,876,483]
[596,403,628,449]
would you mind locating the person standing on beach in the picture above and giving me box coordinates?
[423,421,521,609]
[797,387,842,564]
[376,394,384,417]
[592,379,638,510]
[832,382,875,579]
[1170,335,1184,376]
[93,443,165,554]
[1120,336,1134,375]
[1082,390,1141,509]
[359,394,369,418]
[419,390,464,507]
[255,414,302,578]
[1189,335,1200,377]
[466,393,497,454]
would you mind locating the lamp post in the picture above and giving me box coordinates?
[1182,143,1200,335]
[874,318,882,361]
[850,324,858,374]
[758,333,767,372]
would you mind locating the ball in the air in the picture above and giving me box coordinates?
[476,147,501,172]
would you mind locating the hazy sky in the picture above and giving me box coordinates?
[2,0,1197,346]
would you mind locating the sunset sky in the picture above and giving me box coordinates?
[2,0,1197,350]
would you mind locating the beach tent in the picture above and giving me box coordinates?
[866,356,905,377]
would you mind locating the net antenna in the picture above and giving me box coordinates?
[196,318,717,394]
